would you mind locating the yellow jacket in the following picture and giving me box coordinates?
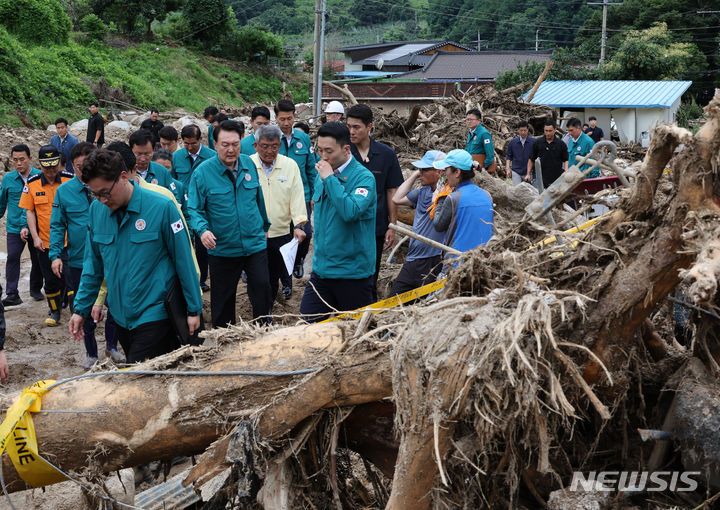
[250,153,307,239]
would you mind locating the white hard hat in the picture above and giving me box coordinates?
[325,101,344,115]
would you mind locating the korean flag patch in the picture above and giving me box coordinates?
[484,138,491,144]
[354,187,368,197]
[22,185,29,194]
[171,219,184,234]
[170,182,176,191]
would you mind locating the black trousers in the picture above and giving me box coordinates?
[267,234,293,304]
[208,250,272,327]
[5,233,43,296]
[194,233,209,284]
[389,255,442,296]
[65,265,118,357]
[116,319,179,363]
[372,235,385,301]
[300,272,374,323]
[294,202,313,266]
[35,248,65,296]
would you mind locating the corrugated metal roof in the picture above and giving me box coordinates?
[524,80,692,109]
[402,51,551,81]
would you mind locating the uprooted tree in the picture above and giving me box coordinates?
[1,93,720,508]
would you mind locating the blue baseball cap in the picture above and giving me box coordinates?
[432,149,473,171]
[412,150,447,169]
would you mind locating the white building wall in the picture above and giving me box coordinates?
[584,109,611,141]
[612,109,636,143]
[635,108,668,144]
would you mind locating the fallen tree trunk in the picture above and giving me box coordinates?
[0,323,392,493]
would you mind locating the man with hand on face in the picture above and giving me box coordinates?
[250,125,307,305]
[172,124,216,292]
[299,122,376,322]
[0,144,43,306]
[391,150,447,295]
[69,150,202,363]
[19,146,74,326]
[347,104,403,301]
[274,99,318,280]
[240,106,271,156]
[188,120,272,327]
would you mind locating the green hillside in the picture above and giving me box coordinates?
[0,25,308,128]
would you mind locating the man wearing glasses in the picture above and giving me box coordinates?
[50,142,125,368]
[188,120,272,327]
[249,125,307,307]
[19,146,74,326]
[69,149,202,363]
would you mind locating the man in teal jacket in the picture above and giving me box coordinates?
[275,99,318,279]
[240,105,272,156]
[567,117,599,178]
[69,149,202,363]
[465,108,495,171]
[187,120,272,327]
[299,122,376,323]
[172,124,216,291]
[50,141,124,368]
[0,144,43,305]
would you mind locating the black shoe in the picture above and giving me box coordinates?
[282,285,292,300]
[293,259,304,279]
[30,290,44,301]
[2,294,22,307]
[200,282,210,292]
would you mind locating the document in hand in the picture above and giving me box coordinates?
[279,238,299,276]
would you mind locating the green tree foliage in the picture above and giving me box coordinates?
[349,0,409,25]
[91,0,181,39]
[0,0,71,44]
[80,13,107,40]
[183,0,233,47]
[602,23,706,80]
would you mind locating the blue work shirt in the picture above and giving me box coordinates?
[74,182,203,329]
[406,186,444,261]
[311,157,376,279]
[50,133,79,172]
[0,167,41,234]
[568,132,597,177]
[465,125,495,167]
[240,133,256,156]
[280,129,318,202]
[187,155,270,258]
[351,138,404,237]
[434,180,494,254]
[506,135,536,175]
[172,145,216,190]
[49,176,93,268]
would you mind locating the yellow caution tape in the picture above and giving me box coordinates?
[0,380,67,486]
[321,278,447,322]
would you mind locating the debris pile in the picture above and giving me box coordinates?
[3,94,720,510]
[371,84,555,168]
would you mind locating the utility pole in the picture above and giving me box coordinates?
[588,0,622,64]
[535,29,539,51]
[312,0,327,117]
